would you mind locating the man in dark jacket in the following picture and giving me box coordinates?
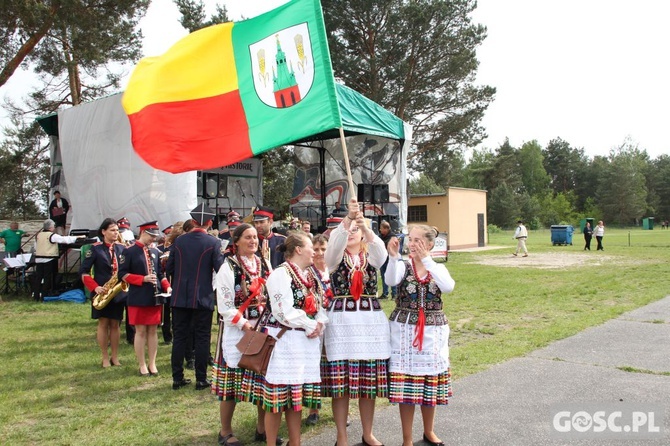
[166,204,225,390]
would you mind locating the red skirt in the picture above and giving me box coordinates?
[128,305,161,326]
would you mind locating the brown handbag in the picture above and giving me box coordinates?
[236,308,287,375]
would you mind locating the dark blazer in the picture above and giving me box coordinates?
[48,197,70,226]
[166,229,225,310]
[118,242,165,307]
[79,242,125,289]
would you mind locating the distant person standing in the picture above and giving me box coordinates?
[583,222,593,251]
[48,191,70,235]
[378,220,397,299]
[253,206,286,269]
[512,220,528,257]
[594,220,605,251]
[0,221,27,257]
[117,217,136,245]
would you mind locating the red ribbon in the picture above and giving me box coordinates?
[412,307,426,351]
[232,277,266,324]
[248,277,266,301]
[350,269,363,301]
[303,292,317,316]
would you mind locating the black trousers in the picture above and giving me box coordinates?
[171,307,213,382]
[161,304,172,343]
[596,236,604,250]
[584,235,592,250]
[33,260,58,300]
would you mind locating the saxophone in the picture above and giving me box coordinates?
[92,274,129,310]
[92,233,129,310]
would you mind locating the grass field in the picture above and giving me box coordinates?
[1,227,669,445]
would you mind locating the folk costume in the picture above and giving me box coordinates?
[80,241,126,321]
[384,255,455,406]
[322,222,390,399]
[214,253,271,403]
[259,261,328,413]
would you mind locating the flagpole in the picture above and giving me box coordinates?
[339,127,356,200]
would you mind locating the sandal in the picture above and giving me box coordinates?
[218,432,242,446]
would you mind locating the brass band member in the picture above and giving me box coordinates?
[80,218,126,368]
[118,221,171,377]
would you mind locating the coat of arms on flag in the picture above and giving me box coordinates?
[250,23,315,109]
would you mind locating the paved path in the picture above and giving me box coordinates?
[305,297,670,445]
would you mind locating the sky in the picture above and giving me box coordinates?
[2,0,669,159]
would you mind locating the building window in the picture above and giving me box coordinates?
[408,205,427,222]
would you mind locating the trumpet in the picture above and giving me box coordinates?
[92,274,129,310]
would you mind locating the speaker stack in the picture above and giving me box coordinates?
[357,184,389,203]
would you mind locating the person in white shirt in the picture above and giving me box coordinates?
[593,220,605,251]
[512,220,529,257]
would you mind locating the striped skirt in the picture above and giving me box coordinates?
[212,356,261,404]
[388,369,452,406]
[320,358,389,399]
[257,380,321,414]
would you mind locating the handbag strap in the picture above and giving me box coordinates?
[251,305,288,339]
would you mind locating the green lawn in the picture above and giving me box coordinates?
[1,227,668,445]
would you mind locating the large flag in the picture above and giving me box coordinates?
[122,0,340,174]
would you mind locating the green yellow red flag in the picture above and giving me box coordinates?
[122,0,340,173]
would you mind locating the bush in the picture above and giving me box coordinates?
[487,224,502,234]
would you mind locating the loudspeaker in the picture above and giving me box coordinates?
[216,175,227,198]
[357,184,373,202]
[373,184,389,203]
[202,173,228,199]
[203,173,218,198]
[196,173,203,197]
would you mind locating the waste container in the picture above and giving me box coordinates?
[551,225,574,246]
[642,217,654,230]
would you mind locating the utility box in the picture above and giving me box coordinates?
[643,217,655,230]
[551,225,574,246]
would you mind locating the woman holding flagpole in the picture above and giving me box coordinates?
[384,225,455,446]
[323,197,389,446]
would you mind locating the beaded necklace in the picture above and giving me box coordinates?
[344,249,366,270]
[237,253,261,278]
[286,261,315,290]
[411,258,432,285]
[285,261,320,316]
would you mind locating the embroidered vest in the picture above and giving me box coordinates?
[330,254,378,297]
[389,260,447,326]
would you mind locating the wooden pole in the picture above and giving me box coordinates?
[339,127,356,200]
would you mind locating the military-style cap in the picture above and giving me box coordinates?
[228,219,241,228]
[253,206,274,221]
[138,221,160,237]
[162,225,173,235]
[190,203,215,226]
[117,217,130,229]
[326,216,343,228]
[227,210,240,223]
